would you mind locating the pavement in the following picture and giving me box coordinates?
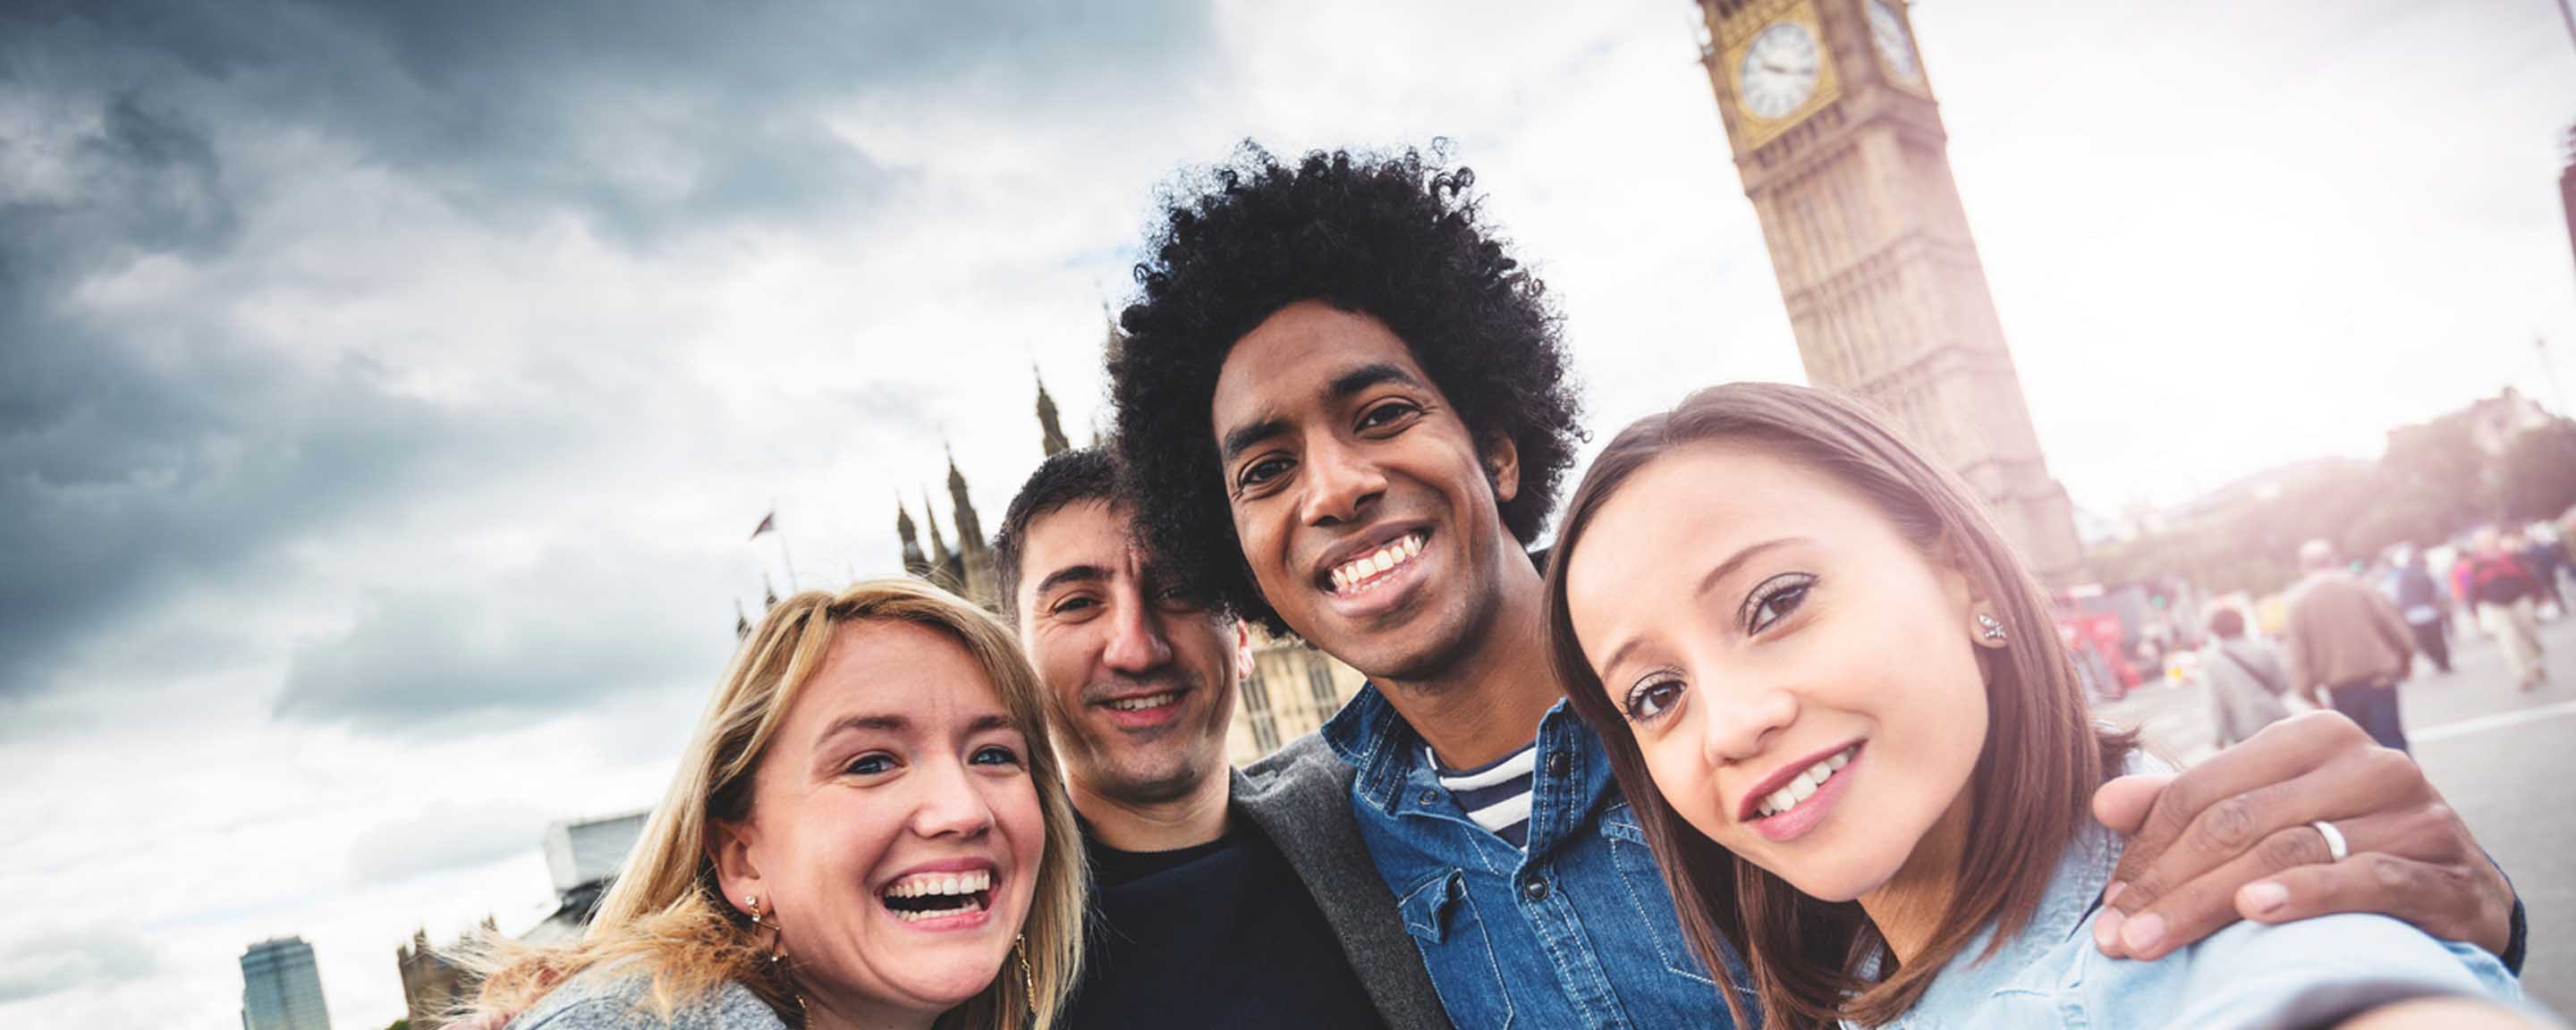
[2094,612,2576,1016]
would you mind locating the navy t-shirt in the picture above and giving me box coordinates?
[1062,816,1386,1030]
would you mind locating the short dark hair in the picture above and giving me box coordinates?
[1109,142,1584,634]
[992,447,1122,629]
[2207,606,2246,640]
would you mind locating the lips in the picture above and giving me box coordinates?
[1735,739,1865,823]
[877,860,999,929]
[1313,527,1431,598]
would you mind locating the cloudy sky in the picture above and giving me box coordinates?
[4,0,2570,1025]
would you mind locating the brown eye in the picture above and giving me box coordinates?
[1624,678,1684,723]
[1742,572,1816,634]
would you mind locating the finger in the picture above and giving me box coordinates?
[2114,713,2360,881]
[2111,718,2419,913]
[2090,772,2171,836]
[2233,852,2486,946]
[2100,820,2343,960]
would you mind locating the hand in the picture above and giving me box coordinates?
[2089,712,2514,961]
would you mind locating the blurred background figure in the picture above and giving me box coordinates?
[2393,547,2456,675]
[2284,539,2418,752]
[2467,528,2548,691]
[2199,605,2292,749]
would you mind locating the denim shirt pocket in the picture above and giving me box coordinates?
[1600,804,1721,987]
[1398,867,1515,1030]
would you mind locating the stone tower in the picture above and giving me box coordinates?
[1690,0,2085,585]
[896,501,929,577]
[1036,371,1071,458]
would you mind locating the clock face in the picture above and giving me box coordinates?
[1738,21,1821,122]
[1868,0,1924,87]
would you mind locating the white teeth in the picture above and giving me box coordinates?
[1108,693,1178,712]
[886,868,992,901]
[1332,533,1428,594]
[1754,746,1859,819]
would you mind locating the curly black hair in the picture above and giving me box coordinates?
[1108,142,1584,635]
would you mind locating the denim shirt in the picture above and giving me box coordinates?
[1323,685,1750,1030]
[1869,817,2521,1030]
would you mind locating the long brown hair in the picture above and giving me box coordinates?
[1543,383,2130,1029]
[464,578,1086,1030]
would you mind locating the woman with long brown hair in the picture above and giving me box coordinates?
[1543,383,2524,1029]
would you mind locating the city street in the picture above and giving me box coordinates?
[2097,612,2576,1014]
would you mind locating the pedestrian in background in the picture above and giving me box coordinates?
[2468,528,2547,691]
[2284,539,2418,752]
[2394,547,2454,674]
[2200,606,2292,748]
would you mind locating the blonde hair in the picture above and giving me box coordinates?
[466,578,1087,1029]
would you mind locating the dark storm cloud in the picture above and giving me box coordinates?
[272,544,740,731]
[0,0,1214,705]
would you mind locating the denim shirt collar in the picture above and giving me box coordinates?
[1323,681,1427,812]
[1323,681,1620,836]
[1865,815,2123,1022]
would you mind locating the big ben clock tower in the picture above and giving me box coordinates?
[1693,0,2087,585]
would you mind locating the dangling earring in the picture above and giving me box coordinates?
[1977,612,2007,643]
[1014,933,1036,1009]
[743,894,808,1017]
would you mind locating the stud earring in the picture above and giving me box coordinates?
[1977,613,2007,642]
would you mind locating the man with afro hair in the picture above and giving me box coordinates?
[1106,143,2527,1029]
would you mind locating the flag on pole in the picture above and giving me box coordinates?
[750,511,776,541]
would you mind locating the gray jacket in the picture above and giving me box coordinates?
[2201,637,2293,747]
[505,968,786,1029]
[1236,732,1456,1030]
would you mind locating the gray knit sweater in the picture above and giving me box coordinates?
[505,969,788,1030]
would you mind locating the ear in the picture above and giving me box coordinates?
[708,815,766,915]
[1482,432,1521,505]
[1932,537,2007,649]
[1233,621,1253,684]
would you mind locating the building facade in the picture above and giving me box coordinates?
[241,936,331,1030]
[1691,0,2087,585]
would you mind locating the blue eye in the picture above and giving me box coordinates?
[844,753,895,776]
[1623,678,1684,723]
[971,745,1022,767]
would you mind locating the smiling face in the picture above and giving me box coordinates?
[1209,300,1521,680]
[712,620,1045,1023]
[1013,499,1243,807]
[1563,442,1991,902]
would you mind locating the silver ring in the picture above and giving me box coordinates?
[2311,819,2348,862]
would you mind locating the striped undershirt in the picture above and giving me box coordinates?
[1430,740,1538,849]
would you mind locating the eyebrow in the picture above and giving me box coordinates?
[1031,563,1112,601]
[1593,536,1811,677]
[1217,362,1425,464]
[813,712,1022,749]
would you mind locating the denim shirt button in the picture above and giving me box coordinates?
[1546,751,1572,777]
[1521,876,1550,902]
[1419,789,1437,806]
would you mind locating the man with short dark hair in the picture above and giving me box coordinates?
[1106,143,2526,1027]
[994,447,1447,1029]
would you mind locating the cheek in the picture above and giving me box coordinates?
[990,777,1049,890]
[1637,732,1727,840]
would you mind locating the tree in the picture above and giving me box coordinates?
[2503,419,2576,521]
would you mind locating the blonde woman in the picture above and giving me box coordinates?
[464,579,1086,1030]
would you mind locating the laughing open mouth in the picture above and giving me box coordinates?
[879,868,995,924]
[1322,531,1428,596]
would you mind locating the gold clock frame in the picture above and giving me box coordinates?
[1868,0,1934,99]
[1724,0,1840,151]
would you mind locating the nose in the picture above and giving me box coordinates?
[1697,671,1799,770]
[1298,435,1386,528]
[911,757,997,840]
[1100,581,1174,674]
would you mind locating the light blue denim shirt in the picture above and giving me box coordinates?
[1322,685,1754,1030]
[1865,816,2521,1030]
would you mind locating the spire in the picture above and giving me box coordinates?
[1036,367,1070,458]
[945,444,984,551]
[896,499,928,575]
[734,599,752,641]
[762,572,779,611]
[922,487,953,567]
